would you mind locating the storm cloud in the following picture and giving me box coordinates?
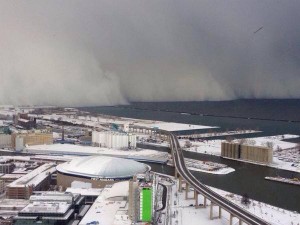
[1,0,300,106]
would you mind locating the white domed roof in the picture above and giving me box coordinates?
[56,156,150,179]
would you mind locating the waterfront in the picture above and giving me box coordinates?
[148,150,300,213]
[82,102,300,212]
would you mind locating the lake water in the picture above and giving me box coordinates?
[80,100,300,212]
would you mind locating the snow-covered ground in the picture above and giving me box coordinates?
[79,181,131,225]
[38,113,217,132]
[178,129,261,139]
[140,134,300,173]
[133,121,218,132]
[182,134,298,155]
[170,180,300,225]
[25,143,169,163]
[182,135,300,173]
[240,134,299,150]
[188,166,235,175]
[171,158,235,175]
[182,139,223,156]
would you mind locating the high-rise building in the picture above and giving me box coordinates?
[128,179,139,222]
[128,176,154,223]
[139,186,153,222]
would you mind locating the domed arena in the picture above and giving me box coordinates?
[56,156,150,189]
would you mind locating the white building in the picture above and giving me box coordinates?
[92,131,137,149]
[79,181,131,225]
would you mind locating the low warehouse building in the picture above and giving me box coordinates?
[12,131,53,151]
[56,156,150,190]
[6,163,56,199]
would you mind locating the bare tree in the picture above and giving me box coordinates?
[238,138,247,145]
[247,139,256,146]
[276,146,282,152]
[184,141,192,148]
[241,193,251,206]
[265,141,274,150]
[296,143,300,153]
[226,136,234,143]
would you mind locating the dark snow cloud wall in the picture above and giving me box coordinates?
[1,0,300,106]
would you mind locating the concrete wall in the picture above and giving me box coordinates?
[12,133,53,150]
[92,131,137,149]
[57,172,119,191]
[221,142,273,163]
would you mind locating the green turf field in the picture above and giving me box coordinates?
[141,188,152,222]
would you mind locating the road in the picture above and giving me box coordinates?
[168,132,270,225]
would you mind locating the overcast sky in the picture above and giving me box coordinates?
[1,0,300,106]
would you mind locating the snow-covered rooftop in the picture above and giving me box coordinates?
[7,163,56,188]
[79,181,130,225]
[134,121,217,131]
[18,118,29,123]
[65,187,102,197]
[29,192,74,204]
[25,144,168,163]
[21,202,71,214]
[56,156,150,179]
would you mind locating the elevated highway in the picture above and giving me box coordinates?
[168,132,270,225]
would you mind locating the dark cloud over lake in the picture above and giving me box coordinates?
[1,1,300,106]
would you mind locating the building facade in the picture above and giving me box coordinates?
[0,180,5,194]
[0,158,14,174]
[13,113,36,130]
[14,192,84,225]
[0,134,12,148]
[12,132,53,151]
[221,142,273,163]
[128,176,154,223]
[6,163,56,199]
[92,131,137,149]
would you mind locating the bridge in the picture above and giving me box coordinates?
[167,131,270,225]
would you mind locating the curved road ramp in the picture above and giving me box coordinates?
[167,131,270,225]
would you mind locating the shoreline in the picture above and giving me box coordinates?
[139,141,300,174]
[109,105,300,123]
[167,158,235,175]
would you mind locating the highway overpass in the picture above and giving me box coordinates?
[168,132,270,225]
